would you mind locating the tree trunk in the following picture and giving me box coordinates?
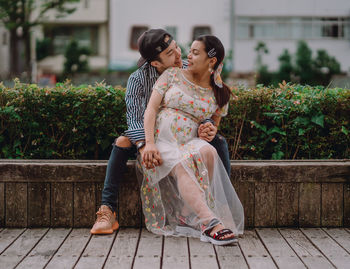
[9,29,20,76]
[23,28,32,80]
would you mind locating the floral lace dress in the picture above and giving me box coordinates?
[137,67,244,237]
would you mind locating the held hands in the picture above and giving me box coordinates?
[198,122,217,142]
[141,143,163,169]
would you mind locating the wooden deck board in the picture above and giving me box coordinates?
[0,228,349,268]
[188,237,218,269]
[279,228,334,269]
[323,228,350,253]
[133,229,163,269]
[214,243,249,269]
[238,230,277,269]
[74,232,116,269]
[0,228,25,254]
[302,228,350,269]
[162,236,189,269]
[45,228,91,269]
[16,228,71,269]
[0,228,48,268]
[104,228,140,269]
[256,228,306,269]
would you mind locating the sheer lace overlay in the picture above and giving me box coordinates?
[137,67,244,237]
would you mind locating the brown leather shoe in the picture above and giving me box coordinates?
[90,205,119,234]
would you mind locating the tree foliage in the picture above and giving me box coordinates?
[0,0,80,76]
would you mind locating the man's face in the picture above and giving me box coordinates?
[151,37,182,73]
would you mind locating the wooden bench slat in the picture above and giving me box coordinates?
[28,183,50,227]
[16,228,71,269]
[5,183,27,227]
[255,183,276,227]
[133,229,162,269]
[0,183,4,227]
[188,237,218,269]
[343,184,350,226]
[74,183,96,227]
[104,228,140,269]
[0,228,48,268]
[0,228,25,254]
[279,228,334,269]
[299,183,321,227]
[51,183,73,227]
[256,228,305,269]
[321,184,343,227]
[163,236,189,269]
[239,230,277,269]
[302,228,350,269]
[45,228,91,269]
[233,181,255,228]
[277,183,298,226]
[74,231,116,269]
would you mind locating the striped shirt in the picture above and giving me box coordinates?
[124,60,187,143]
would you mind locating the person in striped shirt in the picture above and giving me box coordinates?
[90,29,231,235]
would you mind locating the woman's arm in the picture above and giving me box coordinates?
[142,90,163,169]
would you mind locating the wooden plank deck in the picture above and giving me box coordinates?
[0,228,349,268]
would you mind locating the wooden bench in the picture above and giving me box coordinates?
[0,160,349,228]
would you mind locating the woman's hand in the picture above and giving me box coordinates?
[198,122,217,142]
[141,143,163,169]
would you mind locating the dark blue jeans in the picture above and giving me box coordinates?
[101,134,231,213]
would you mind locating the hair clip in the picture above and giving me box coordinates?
[208,48,216,58]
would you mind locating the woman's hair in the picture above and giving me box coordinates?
[195,35,231,108]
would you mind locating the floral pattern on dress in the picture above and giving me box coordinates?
[139,67,229,233]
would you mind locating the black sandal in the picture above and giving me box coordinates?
[200,219,237,246]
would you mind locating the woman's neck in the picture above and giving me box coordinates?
[183,70,211,89]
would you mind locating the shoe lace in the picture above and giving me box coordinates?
[96,210,111,223]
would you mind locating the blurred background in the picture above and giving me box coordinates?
[0,0,349,88]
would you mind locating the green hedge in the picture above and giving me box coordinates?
[1,80,349,159]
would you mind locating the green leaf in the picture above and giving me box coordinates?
[272,151,284,160]
[267,126,286,136]
[341,126,349,135]
[294,116,310,126]
[251,121,267,133]
[298,129,306,136]
[311,114,324,127]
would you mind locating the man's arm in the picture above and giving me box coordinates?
[123,74,146,144]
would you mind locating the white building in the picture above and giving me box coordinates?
[1,0,349,78]
[0,0,109,78]
[37,0,109,75]
[234,0,350,72]
[109,0,350,73]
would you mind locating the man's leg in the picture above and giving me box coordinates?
[91,136,133,234]
[209,134,231,178]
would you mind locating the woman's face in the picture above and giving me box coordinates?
[187,40,212,74]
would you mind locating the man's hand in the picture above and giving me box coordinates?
[198,122,217,142]
[141,143,163,169]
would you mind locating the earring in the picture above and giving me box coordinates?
[209,66,214,74]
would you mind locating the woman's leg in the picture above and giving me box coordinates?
[174,163,214,222]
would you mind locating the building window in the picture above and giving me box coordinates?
[165,26,177,40]
[130,26,148,50]
[44,25,98,55]
[192,26,211,40]
[237,16,350,40]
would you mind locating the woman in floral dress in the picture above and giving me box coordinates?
[138,35,244,245]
